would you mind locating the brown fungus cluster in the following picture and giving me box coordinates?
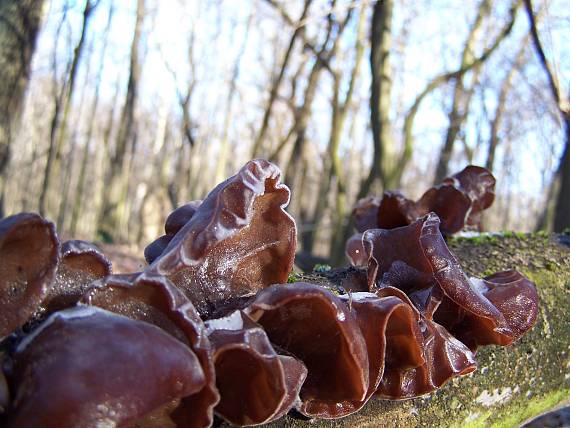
[0,160,538,427]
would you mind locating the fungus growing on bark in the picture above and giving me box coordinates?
[205,310,307,426]
[245,283,369,419]
[2,307,206,428]
[0,160,541,427]
[147,159,297,316]
[357,213,539,352]
[82,272,219,428]
[144,201,202,264]
[0,213,58,339]
[350,165,496,236]
[42,240,111,313]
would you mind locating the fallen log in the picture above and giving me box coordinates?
[229,232,570,428]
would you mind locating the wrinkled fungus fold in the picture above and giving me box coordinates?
[147,159,297,316]
[350,165,496,236]
[361,213,539,352]
[82,272,219,428]
[245,283,369,418]
[42,240,111,313]
[2,307,206,428]
[0,213,59,339]
[206,310,307,426]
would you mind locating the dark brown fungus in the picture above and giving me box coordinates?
[329,291,423,413]
[0,213,59,339]
[205,310,307,426]
[0,367,8,414]
[435,270,539,350]
[244,283,369,419]
[349,165,496,237]
[144,201,202,264]
[42,240,111,313]
[145,234,173,264]
[82,272,219,428]
[363,213,539,352]
[165,200,202,235]
[353,196,381,233]
[345,233,368,267]
[3,307,206,428]
[147,159,296,316]
[374,287,476,399]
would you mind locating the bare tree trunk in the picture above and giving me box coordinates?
[433,0,491,183]
[70,2,114,236]
[553,116,570,232]
[359,0,394,199]
[0,0,45,217]
[39,0,98,217]
[250,0,312,158]
[98,0,145,242]
[284,2,354,201]
[523,0,570,232]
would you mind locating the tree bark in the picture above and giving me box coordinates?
[39,0,98,217]
[98,0,145,242]
[0,0,45,217]
[523,0,570,232]
[360,0,394,199]
[70,2,114,236]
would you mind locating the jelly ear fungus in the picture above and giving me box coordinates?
[82,272,219,428]
[0,213,59,340]
[146,159,297,317]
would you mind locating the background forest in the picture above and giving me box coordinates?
[0,0,568,264]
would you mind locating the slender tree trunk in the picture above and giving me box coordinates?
[251,0,312,158]
[359,0,394,199]
[98,0,145,242]
[523,0,570,232]
[39,0,97,217]
[0,0,45,217]
[399,0,520,191]
[70,2,114,236]
[553,117,570,232]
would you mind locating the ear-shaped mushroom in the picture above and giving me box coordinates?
[42,240,111,314]
[321,291,423,414]
[349,165,496,236]
[82,272,219,428]
[441,165,496,227]
[374,286,476,399]
[165,200,202,235]
[144,201,203,264]
[244,283,369,419]
[0,213,59,339]
[147,159,296,316]
[205,310,307,426]
[353,196,381,233]
[376,191,419,230]
[363,213,539,351]
[434,270,539,350]
[3,307,206,428]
